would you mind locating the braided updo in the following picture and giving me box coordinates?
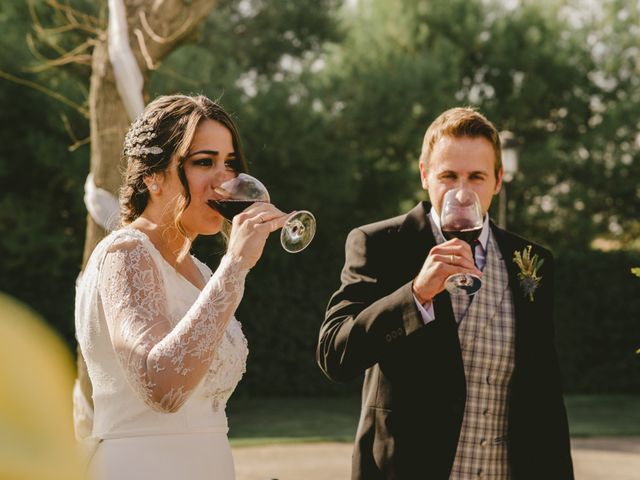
[119,95,248,228]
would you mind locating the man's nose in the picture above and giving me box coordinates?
[457,179,469,189]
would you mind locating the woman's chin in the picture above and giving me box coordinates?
[200,227,222,236]
[201,217,224,235]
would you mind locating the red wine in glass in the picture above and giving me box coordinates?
[440,188,484,296]
[442,226,482,245]
[206,173,316,253]
[207,199,268,220]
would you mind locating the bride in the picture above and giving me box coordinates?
[75,94,287,479]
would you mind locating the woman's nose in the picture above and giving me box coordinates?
[212,168,235,186]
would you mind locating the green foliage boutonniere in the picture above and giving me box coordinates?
[513,245,544,302]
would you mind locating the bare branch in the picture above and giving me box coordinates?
[133,28,156,70]
[39,21,102,37]
[27,0,66,57]
[25,39,95,73]
[139,9,193,45]
[61,112,90,151]
[0,70,89,118]
[26,33,54,63]
[70,137,91,151]
[155,64,205,87]
[28,54,93,72]
[69,136,91,151]
[130,0,217,66]
[45,0,101,27]
[28,0,101,64]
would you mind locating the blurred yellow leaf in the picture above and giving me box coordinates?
[0,293,83,480]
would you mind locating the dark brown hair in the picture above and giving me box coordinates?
[419,107,502,180]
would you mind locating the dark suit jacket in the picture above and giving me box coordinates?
[317,202,573,480]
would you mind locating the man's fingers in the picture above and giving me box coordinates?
[431,246,474,263]
[434,253,475,270]
[433,253,482,277]
[432,241,473,256]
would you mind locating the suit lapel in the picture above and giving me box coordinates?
[490,223,530,330]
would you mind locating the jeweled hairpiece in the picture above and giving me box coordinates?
[123,112,163,158]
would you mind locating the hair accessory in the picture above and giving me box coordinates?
[123,112,163,158]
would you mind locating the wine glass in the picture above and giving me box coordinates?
[440,187,484,296]
[207,173,316,253]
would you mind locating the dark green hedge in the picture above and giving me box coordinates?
[1,216,638,396]
[554,250,640,393]
[229,245,640,397]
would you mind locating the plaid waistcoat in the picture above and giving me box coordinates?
[448,231,516,480]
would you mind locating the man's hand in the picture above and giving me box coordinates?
[412,238,483,304]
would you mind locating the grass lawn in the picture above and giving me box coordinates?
[565,394,640,437]
[228,396,361,446]
[227,394,640,447]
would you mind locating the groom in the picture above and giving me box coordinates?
[317,107,574,479]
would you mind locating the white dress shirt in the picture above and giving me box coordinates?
[413,207,491,324]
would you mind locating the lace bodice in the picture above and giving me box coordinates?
[75,229,249,439]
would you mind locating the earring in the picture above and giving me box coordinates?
[150,183,159,193]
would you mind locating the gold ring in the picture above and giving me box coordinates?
[450,254,455,264]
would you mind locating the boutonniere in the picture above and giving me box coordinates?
[512,245,544,302]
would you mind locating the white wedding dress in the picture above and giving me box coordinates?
[75,228,249,480]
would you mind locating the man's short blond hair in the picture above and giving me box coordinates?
[420,107,502,180]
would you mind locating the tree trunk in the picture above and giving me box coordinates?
[78,0,217,410]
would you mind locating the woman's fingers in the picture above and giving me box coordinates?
[227,204,289,270]
[237,203,289,231]
[257,212,289,233]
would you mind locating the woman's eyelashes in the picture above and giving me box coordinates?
[193,157,214,167]
[224,159,240,172]
[192,157,238,172]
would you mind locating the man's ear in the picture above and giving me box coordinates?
[419,159,429,189]
[494,168,504,195]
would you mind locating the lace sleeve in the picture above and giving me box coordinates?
[98,239,248,413]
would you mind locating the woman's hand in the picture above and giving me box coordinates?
[226,203,289,270]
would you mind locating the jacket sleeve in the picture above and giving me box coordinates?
[316,227,425,382]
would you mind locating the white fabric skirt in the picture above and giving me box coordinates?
[89,432,235,480]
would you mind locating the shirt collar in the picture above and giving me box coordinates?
[429,206,490,251]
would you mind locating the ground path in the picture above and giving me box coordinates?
[233,437,640,480]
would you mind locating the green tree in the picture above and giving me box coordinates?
[310,0,640,251]
[0,0,95,344]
